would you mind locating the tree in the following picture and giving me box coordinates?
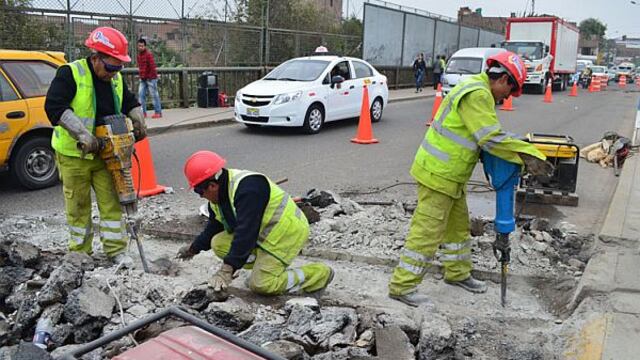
[0,0,66,51]
[579,18,607,40]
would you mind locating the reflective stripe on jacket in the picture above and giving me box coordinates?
[210,169,308,266]
[411,72,545,195]
[51,58,124,159]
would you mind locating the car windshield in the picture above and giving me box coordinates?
[591,66,606,73]
[264,60,330,81]
[445,57,482,75]
[503,42,543,60]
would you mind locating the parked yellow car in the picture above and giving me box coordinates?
[0,50,65,189]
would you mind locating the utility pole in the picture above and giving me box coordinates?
[530,0,535,16]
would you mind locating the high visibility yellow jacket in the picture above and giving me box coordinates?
[209,169,308,266]
[51,58,124,159]
[411,72,545,198]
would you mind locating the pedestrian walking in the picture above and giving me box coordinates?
[44,27,147,265]
[137,38,162,118]
[433,55,446,90]
[177,151,334,298]
[412,53,427,92]
[388,51,553,307]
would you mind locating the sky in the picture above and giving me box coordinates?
[344,0,640,38]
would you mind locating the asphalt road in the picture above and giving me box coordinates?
[1,85,637,233]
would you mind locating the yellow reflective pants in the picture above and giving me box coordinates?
[389,184,472,296]
[55,152,126,257]
[211,231,332,295]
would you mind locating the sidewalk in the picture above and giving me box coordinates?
[570,152,640,359]
[146,87,435,135]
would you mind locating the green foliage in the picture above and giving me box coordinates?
[0,0,66,51]
[146,38,182,67]
[579,18,607,40]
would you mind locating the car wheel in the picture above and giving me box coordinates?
[302,104,324,135]
[370,97,383,123]
[9,136,58,190]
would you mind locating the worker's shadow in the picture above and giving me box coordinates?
[237,117,360,137]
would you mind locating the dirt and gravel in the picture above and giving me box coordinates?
[0,187,600,359]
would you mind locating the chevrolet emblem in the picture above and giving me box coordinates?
[249,98,258,102]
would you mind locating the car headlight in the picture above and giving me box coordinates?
[273,91,302,105]
[235,91,242,103]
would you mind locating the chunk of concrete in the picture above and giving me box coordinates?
[202,297,255,332]
[12,342,52,360]
[417,313,455,360]
[38,262,83,306]
[63,284,115,325]
[262,340,308,360]
[3,240,40,267]
[239,322,284,346]
[375,326,414,360]
[0,267,33,302]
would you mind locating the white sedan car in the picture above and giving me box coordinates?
[234,56,388,134]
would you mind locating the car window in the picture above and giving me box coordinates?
[329,61,352,80]
[446,58,483,74]
[353,61,373,78]
[2,61,58,98]
[0,73,19,101]
[263,60,329,81]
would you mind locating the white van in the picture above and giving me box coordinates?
[441,47,507,96]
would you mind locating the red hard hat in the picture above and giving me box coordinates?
[184,151,227,188]
[85,27,131,62]
[486,51,527,97]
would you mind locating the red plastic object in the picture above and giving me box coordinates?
[218,93,229,107]
[113,326,267,360]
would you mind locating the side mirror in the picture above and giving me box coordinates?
[330,75,345,89]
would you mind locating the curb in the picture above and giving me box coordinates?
[147,94,434,137]
[598,153,639,248]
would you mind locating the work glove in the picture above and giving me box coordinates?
[520,153,555,177]
[176,244,197,260]
[208,263,235,293]
[59,109,100,154]
[128,106,147,142]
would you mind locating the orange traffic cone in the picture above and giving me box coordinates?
[619,75,627,88]
[589,76,595,93]
[543,81,553,103]
[351,85,378,144]
[427,83,443,126]
[500,95,514,111]
[600,76,607,90]
[569,81,578,97]
[131,138,170,197]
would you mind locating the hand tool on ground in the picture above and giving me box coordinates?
[79,114,150,272]
[481,151,521,307]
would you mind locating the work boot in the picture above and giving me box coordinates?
[389,291,433,308]
[112,252,134,269]
[307,267,335,297]
[444,276,487,294]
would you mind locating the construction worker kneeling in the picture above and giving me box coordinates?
[178,151,333,297]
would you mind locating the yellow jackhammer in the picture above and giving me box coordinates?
[80,114,150,272]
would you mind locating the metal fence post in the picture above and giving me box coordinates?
[180,69,189,108]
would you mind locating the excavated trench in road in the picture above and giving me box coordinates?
[0,189,597,359]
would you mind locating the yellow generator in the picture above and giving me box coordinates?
[517,133,579,207]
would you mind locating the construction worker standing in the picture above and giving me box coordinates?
[388,51,552,307]
[177,151,334,297]
[45,27,147,264]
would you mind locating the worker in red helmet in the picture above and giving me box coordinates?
[45,27,147,265]
[388,51,553,307]
[178,151,334,297]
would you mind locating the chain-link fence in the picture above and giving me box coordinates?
[0,0,360,67]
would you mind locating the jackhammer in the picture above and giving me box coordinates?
[480,151,521,307]
[79,114,150,273]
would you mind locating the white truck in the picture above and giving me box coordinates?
[502,16,580,94]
